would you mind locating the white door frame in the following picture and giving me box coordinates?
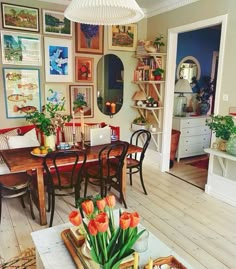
[160,14,228,172]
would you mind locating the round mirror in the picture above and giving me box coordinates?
[97,54,124,116]
[177,56,201,83]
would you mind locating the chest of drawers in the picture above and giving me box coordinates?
[172,116,211,161]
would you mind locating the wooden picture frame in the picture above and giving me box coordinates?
[44,37,73,82]
[75,23,103,54]
[3,68,41,118]
[108,24,137,51]
[70,85,94,118]
[43,10,72,37]
[1,31,41,66]
[45,83,69,114]
[75,56,94,83]
[1,3,39,32]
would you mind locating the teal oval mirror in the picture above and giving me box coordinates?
[97,54,124,116]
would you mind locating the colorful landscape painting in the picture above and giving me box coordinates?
[1,3,39,32]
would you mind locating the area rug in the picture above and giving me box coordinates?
[187,158,209,170]
[0,248,36,269]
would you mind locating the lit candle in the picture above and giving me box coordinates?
[148,258,153,269]
[80,109,85,134]
[133,252,139,269]
[72,111,75,135]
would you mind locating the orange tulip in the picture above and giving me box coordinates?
[130,212,140,228]
[94,212,109,233]
[105,195,116,208]
[81,200,94,216]
[96,198,106,211]
[88,219,98,236]
[120,212,131,230]
[69,210,82,226]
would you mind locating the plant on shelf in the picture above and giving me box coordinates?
[152,67,164,80]
[153,34,165,52]
[132,116,148,125]
[205,114,236,141]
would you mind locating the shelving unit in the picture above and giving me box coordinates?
[132,53,166,152]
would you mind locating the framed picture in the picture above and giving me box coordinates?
[1,3,39,32]
[70,85,94,118]
[1,31,41,66]
[43,10,72,37]
[75,56,94,83]
[75,23,103,54]
[108,24,137,51]
[44,37,73,82]
[45,83,69,114]
[3,68,41,118]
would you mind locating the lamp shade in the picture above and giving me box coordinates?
[132,90,146,101]
[64,0,144,25]
[174,78,192,93]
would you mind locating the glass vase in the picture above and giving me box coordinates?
[226,136,236,156]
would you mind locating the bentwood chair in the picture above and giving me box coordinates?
[43,150,87,227]
[0,172,35,223]
[83,142,129,208]
[126,129,151,195]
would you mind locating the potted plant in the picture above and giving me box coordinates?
[153,34,165,52]
[152,67,164,80]
[26,89,72,149]
[205,114,236,151]
[132,116,149,131]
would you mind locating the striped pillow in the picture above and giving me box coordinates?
[0,129,18,150]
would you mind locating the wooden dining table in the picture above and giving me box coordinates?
[0,142,142,225]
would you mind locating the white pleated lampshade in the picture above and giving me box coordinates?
[64,0,144,25]
[175,78,192,93]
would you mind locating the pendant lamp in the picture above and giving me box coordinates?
[174,78,192,117]
[64,0,144,25]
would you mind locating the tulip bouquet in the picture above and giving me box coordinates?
[69,195,145,269]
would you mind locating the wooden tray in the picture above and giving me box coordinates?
[61,229,134,269]
[143,255,187,269]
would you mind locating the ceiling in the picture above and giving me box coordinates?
[38,0,199,18]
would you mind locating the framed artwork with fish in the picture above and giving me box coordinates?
[44,37,73,82]
[69,85,94,118]
[3,68,41,118]
[1,3,39,32]
[1,31,41,66]
[45,84,69,114]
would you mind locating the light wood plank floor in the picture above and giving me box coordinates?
[1,157,236,269]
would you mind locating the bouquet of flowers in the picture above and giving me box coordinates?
[69,195,145,269]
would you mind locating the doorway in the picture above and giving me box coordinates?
[160,14,228,174]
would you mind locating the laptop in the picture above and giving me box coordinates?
[90,127,111,146]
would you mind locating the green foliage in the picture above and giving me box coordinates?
[205,114,236,140]
[73,92,87,110]
[26,89,71,136]
[152,67,164,76]
[153,34,165,47]
[133,116,148,124]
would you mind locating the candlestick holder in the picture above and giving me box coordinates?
[72,133,76,148]
[81,132,85,149]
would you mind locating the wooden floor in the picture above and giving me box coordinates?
[1,156,236,269]
[168,155,209,190]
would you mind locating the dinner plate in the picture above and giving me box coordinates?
[30,151,47,157]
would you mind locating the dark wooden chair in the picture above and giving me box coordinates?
[83,142,129,208]
[43,150,87,227]
[126,129,151,194]
[0,172,35,222]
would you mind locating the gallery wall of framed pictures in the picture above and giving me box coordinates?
[0,0,138,120]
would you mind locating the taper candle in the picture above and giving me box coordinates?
[80,109,85,134]
[133,252,139,269]
[148,258,153,269]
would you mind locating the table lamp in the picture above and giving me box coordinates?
[132,90,146,106]
[174,78,192,116]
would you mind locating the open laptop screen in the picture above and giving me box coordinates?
[90,127,111,146]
